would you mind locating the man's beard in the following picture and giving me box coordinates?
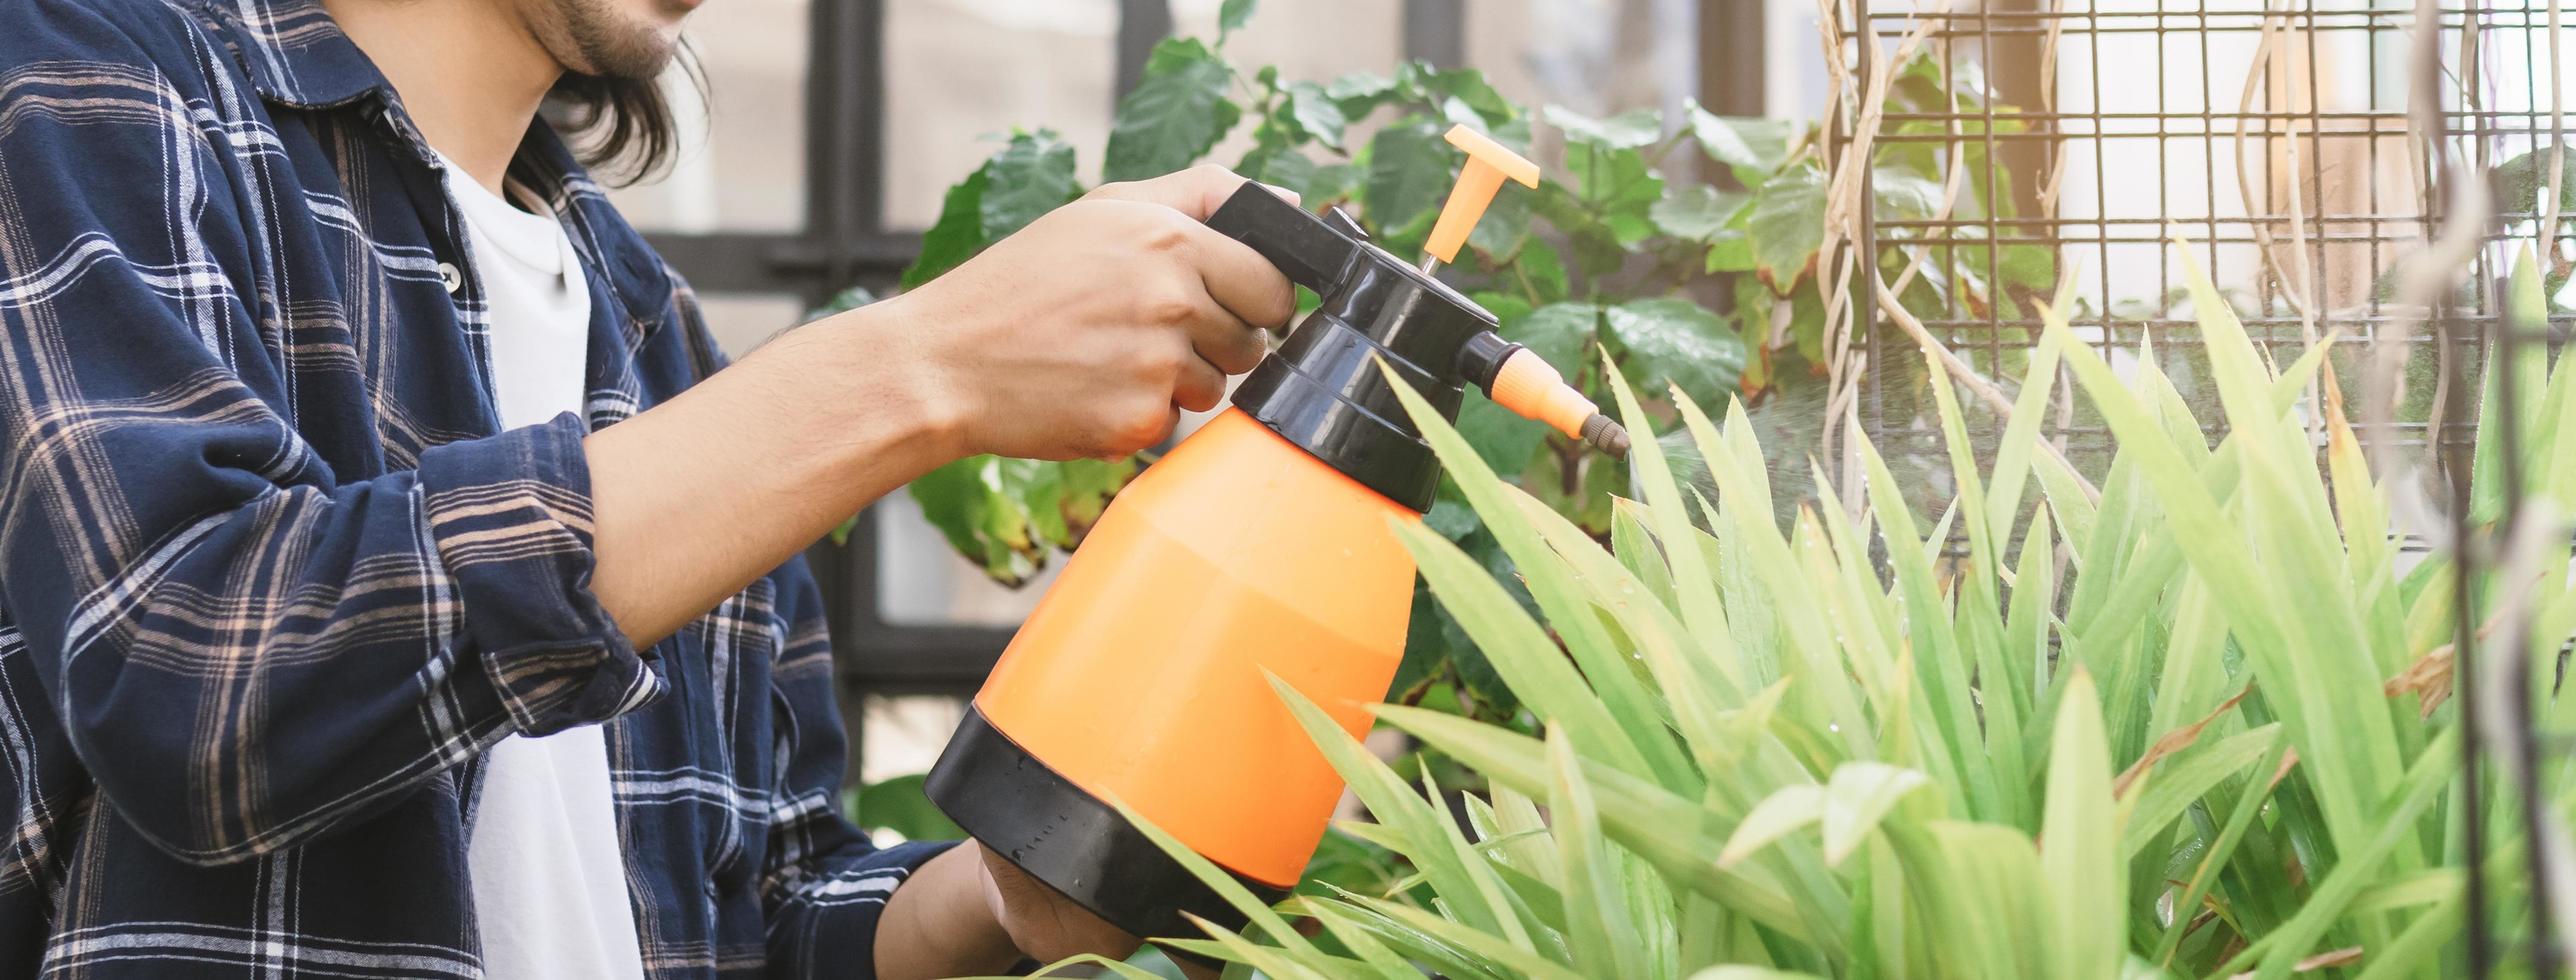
[536,0,678,80]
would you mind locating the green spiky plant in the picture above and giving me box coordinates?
[1030,244,2572,980]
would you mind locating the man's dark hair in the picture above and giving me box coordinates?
[544,47,704,186]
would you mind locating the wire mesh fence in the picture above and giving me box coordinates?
[1845,0,2576,460]
[1837,0,2575,973]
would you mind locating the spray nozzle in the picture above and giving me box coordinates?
[1459,336,1630,459]
[1421,129,1627,459]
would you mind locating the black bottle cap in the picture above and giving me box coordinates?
[1205,186,1497,512]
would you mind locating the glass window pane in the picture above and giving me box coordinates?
[1468,0,1694,116]
[875,492,1063,627]
[1762,0,1832,119]
[884,1,1119,229]
[856,693,968,785]
[691,292,807,359]
[608,1,810,233]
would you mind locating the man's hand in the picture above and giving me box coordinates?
[884,165,1299,461]
[974,843,1142,964]
[874,840,1181,980]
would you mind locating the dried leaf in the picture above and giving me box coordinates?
[2384,643,2455,719]
[2113,686,2252,798]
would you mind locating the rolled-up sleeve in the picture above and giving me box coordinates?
[757,569,956,978]
[0,14,653,867]
[418,415,656,732]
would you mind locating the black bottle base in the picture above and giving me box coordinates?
[923,705,1290,945]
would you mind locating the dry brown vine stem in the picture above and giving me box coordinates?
[1876,270,2102,504]
[2360,0,2487,501]
[2471,495,2576,951]
[1810,0,2098,505]
[1809,0,1940,468]
[2230,0,2325,435]
[2547,0,2567,264]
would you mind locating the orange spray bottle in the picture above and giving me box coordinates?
[925,127,1625,941]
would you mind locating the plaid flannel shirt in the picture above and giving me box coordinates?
[0,0,952,975]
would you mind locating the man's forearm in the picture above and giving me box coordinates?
[583,301,961,646]
[874,844,1024,979]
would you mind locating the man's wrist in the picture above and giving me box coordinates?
[824,294,976,463]
[755,298,974,482]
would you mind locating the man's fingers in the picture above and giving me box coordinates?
[1092,164,1299,221]
[1174,357,1228,413]
[1179,221,1297,338]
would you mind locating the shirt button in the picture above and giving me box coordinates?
[437,262,462,294]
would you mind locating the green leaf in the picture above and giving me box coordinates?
[1284,82,1350,150]
[1504,302,1600,372]
[976,130,1080,240]
[905,453,1133,585]
[1376,705,1816,943]
[1326,70,1399,118]
[1650,183,1746,241]
[1465,172,1535,258]
[1718,784,1825,867]
[1565,144,1665,246]
[1746,166,1829,293]
[907,455,1039,584]
[1517,238,1571,301]
[1547,727,1651,979]
[1107,793,1331,957]
[1238,143,1321,199]
[2041,670,2122,980]
[1217,0,1256,38]
[1819,762,1932,866]
[2118,724,2281,860]
[1410,65,1517,125]
[1458,396,1549,475]
[1687,105,1796,181]
[1544,105,1663,149]
[1363,116,1457,230]
[1269,676,1536,951]
[900,166,989,290]
[2001,242,2056,293]
[1706,229,1754,273]
[1445,533,1529,719]
[2489,142,2576,218]
[1383,361,1697,787]
[1104,38,1242,182]
[1605,298,1745,408]
[1390,581,1455,701]
[1870,168,1947,220]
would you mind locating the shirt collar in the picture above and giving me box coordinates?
[197,0,676,336]
[198,0,396,110]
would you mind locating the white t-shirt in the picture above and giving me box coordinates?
[438,150,648,980]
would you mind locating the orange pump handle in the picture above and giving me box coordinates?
[1423,125,1541,264]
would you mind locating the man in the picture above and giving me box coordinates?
[0,0,1292,975]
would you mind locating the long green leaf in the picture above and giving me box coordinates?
[2041,670,2122,980]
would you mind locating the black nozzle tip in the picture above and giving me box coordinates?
[1581,413,1631,459]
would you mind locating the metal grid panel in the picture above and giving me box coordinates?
[1847,1,2576,465]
